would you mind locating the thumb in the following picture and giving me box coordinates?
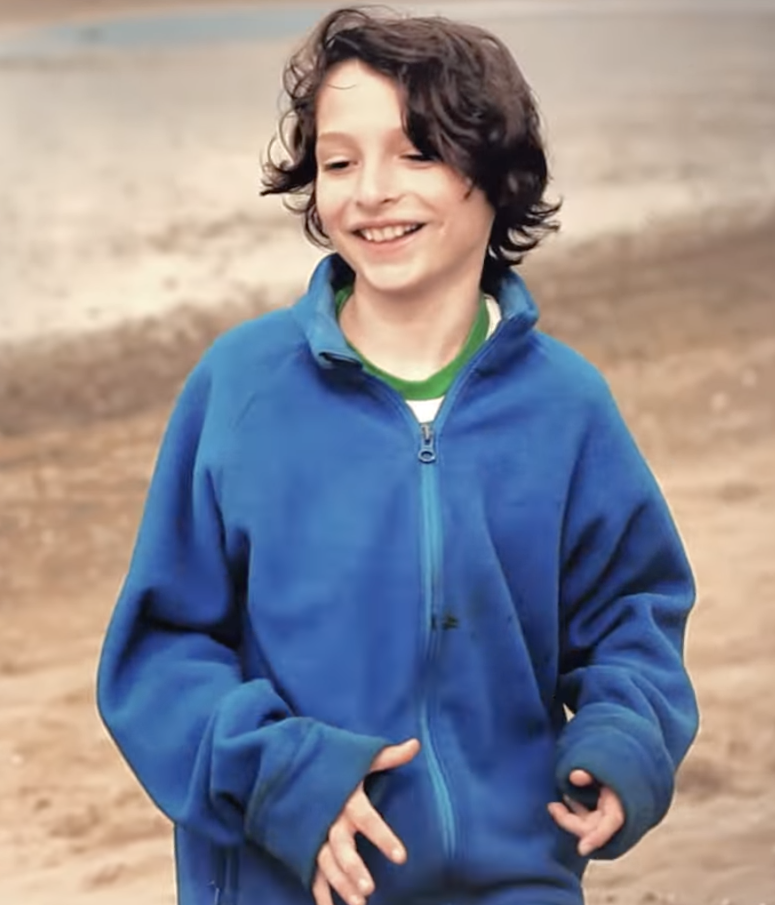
[569,769,596,787]
[369,738,421,773]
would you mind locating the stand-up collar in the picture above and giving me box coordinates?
[293,256,358,370]
[293,254,539,371]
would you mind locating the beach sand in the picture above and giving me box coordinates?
[2,210,774,905]
[1,2,774,904]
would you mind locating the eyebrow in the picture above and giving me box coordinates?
[316,131,355,145]
[316,127,408,146]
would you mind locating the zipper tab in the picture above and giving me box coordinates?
[418,423,437,464]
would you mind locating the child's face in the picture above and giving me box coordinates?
[314,59,495,300]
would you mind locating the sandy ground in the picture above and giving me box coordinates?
[1,2,774,904]
[1,209,774,905]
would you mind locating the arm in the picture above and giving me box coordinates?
[96,358,389,888]
[554,381,699,859]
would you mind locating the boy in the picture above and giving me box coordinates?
[97,7,698,905]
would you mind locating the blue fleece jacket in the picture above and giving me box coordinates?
[97,255,698,905]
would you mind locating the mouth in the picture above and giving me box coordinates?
[353,223,426,247]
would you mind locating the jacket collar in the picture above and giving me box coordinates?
[292,255,357,370]
[292,254,539,371]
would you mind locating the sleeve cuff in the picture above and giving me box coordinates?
[555,711,675,859]
[245,721,390,887]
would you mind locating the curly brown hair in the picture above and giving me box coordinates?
[261,5,561,292]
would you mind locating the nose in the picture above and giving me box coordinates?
[354,159,397,209]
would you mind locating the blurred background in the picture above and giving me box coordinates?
[0,1,773,902]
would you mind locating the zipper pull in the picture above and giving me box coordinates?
[418,423,437,464]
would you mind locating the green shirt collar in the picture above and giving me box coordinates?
[334,286,489,401]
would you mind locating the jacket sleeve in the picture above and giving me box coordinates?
[96,359,389,889]
[555,379,699,860]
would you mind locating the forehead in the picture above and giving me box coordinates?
[316,59,405,138]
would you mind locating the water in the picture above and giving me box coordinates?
[0,4,331,58]
[1,0,773,59]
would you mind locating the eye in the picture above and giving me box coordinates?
[322,160,351,172]
[403,152,434,163]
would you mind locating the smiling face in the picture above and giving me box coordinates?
[314,59,495,303]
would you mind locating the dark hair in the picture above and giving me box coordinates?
[261,5,561,293]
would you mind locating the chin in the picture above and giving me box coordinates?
[357,261,433,297]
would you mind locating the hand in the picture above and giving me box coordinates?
[547,769,625,857]
[312,738,421,905]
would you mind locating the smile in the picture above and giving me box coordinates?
[355,223,425,244]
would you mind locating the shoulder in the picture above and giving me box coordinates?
[206,307,305,373]
[495,270,613,414]
[526,330,618,417]
[176,307,307,432]
[527,333,651,476]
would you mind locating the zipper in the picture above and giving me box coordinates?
[212,851,224,905]
[357,312,532,864]
[417,421,456,862]
[212,847,238,905]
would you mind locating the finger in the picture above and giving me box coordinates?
[568,769,595,787]
[577,789,625,856]
[348,789,407,864]
[369,738,421,774]
[318,842,367,905]
[563,794,590,818]
[311,869,335,905]
[577,812,620,856]
[328,820,375,898]
[598,785,625,824]
[547,801,595,839]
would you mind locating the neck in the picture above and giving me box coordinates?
[339,275,482,381]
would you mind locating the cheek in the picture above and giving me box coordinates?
[461,188,496,238]
[315,180,347,232]
[428,170,478,215]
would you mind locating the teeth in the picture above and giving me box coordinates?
[360,224,420,243]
